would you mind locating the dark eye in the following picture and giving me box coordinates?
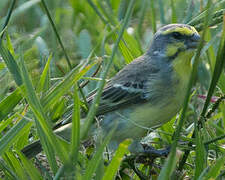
[172,32,182,39]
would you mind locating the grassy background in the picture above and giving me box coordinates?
[0,0,225,179]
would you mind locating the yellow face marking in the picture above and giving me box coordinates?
[172,50,194,84]
[161,26,198,36]
[166,42,185,57]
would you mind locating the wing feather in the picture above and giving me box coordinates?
[87,82,147,115]
[54,54,159,128]
[86,54,160,115]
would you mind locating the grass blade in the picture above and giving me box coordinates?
[40,0,72,69]
[0,41,22,86]
[55,84,81,178]
[102,139,131,180]
[0,0,16,39]
[19,55,68,163]
[137,0,148,35]
[200,14,225,117]
[82,129,115,180]
[37,53,52,93]
[158,0,166,24]
[81,0,135,140]
[150,0,156,33]
[86,0,108,25]
[200,156,225,180]
[41,60,97,109]
[194,130,206,179]
[170,0,177,23]
[158,1,212,178]
[0,157,19,180]
[4,152,28,179]
[70,84,80,164]
[0,119,31,155]
[0,87,22,122]
[17,152,43,180]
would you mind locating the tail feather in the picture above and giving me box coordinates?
[21,123,72,159]
[21,140,42,159]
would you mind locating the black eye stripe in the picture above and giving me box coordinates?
[172,32,183,39]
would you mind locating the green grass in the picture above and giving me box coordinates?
[0,0,225,179]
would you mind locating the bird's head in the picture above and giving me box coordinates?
[148,24,200,61]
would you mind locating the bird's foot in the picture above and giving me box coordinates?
[122,145,170,179]
[141,144,170,158]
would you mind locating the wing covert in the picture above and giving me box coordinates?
[87,81,148,115]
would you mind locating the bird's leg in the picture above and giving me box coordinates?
[128,141,170,159]
[122,144,170,179]
[141,144,170,158]
[122,141,170,177]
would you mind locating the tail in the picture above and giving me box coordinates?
[21,140,42,159]
[21,123,72,158]
[21,122,89,158]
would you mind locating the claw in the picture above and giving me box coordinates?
[142,144,170,158]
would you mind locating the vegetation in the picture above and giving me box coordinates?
[0,0,225,179]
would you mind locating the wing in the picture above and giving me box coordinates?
[95,83,147,115]
[87,54,160,115]
[54,54,159,128]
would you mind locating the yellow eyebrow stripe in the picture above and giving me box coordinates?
[161,26,198,36]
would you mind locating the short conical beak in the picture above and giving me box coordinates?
[186,33,200,49]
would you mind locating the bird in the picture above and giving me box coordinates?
[22,24,200,158]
